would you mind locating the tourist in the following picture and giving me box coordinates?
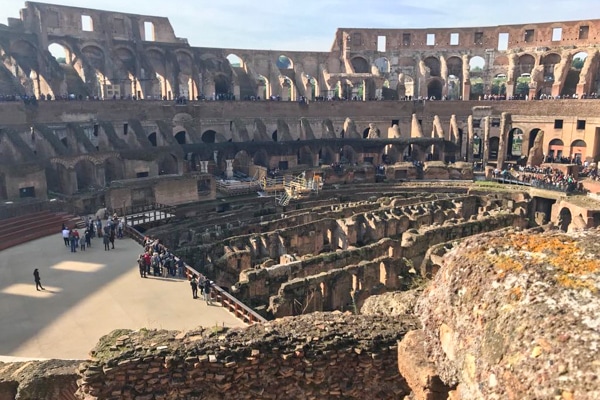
[137,254,147,278]
[203,279,212,305]
[33,268,45,291]
[190,275,198,299]
[62,226,70,247]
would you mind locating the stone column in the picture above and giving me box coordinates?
[482,116,491,167]
[467,115,474,163]
[200,160,209,173]
[440,55,449,99]
[462,54,471,101]
[551,54,571,97]
[96,164,106,188]
[496,112,511,169]
[505,54,518,99]
[225,159,234,179]
[577,49,598,97]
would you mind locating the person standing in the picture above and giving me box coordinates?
[190,275,198,299]
[33,268,45,291]
[203,279,212,305]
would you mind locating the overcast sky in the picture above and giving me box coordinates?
[0,0,597,51]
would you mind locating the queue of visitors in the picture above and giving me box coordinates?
[493,165,582,193]
[136,236,214,305]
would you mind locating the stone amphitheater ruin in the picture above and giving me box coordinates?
[1,2,600,399]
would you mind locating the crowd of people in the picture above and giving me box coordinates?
[493,165,582,193]
[137,237,214,304]
[61,214,124,253]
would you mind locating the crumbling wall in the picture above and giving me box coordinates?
[76,313,418,400]
[0,360,80,400]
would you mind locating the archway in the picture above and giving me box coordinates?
[374,57,389,74]
[558,207,572,232]
[233,150,251,175]
[570,139,587,162]
[104,157,124,184]
[298,146,315,167]
[74,159,96,192]
[147,49,170,99]
[541,53,561,87]
[253,149,269,168]
[174,131,187,144]
[351,57,369,74]
[256,75,269,99]
[281,78,293,101]
[507,128,524,159]
[340,145,357,164]
[276,55,293,69]
[202,130,216,143]
[48,43,70,65]
[562,51,587,96]
[148,132,157,147]
[158,154,178,175]
[319,147,336,165]
[489,137,500,160]
[424,57,441,77]
[548,139,565,160]
[469,56,485,73]
[427,79,443,100]
[383,144,401,164]
[175,51,196,99]
[81,45,107,98]
[528,128,542,156]
[214,74,230,98]
[272,130,278,142]
[226,54,244,69]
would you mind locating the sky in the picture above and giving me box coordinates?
[0,0,597,51]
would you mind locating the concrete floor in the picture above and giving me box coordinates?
[0,233,245,360]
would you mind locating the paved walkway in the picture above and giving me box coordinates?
[0,233,245,360]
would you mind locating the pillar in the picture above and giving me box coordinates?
[226,159,234,179]
[496,113,511,169]
[440,55,449,98]
[467,115,474,163]
[482,116,490,167]
[200,160,209,173]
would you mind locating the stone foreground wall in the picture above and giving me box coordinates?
[0,359,80,400]
[415,227,600,399]
[76,312,419,400]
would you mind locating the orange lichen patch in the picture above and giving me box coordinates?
[478,233,600,291]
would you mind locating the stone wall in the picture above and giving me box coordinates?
[76,312,418,400]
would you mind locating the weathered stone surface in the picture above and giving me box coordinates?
[0,359,80,400]
[76,312,418,399]
[417,228,600,399]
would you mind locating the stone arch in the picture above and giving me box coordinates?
[157,153,178,175]
[298,146,315,167]
[281,77,294,101]
[374,57,390,74]
[148,132,157,147]
[518,54,535,76]
[507,128,524,159]
[81,44,107,96]
[48,42,71,65]
[113,46,137,97]
[340,145,357,164]
[562,51,588,96]
[427,79,443,100]
[226,54,244,69]
[558,207,572,232]
[489,136,500,160]
[351,57,370,74]
[253,149,269,168]
[548,138,565,159]
[174,130,187,145]
[214,73,230,96]
[528,128,542,155]
[319,146,336,165]
[202,130,216,143]
[272,130,278,142]
[276,55,294,69]
[233,150,251,175]
[74,159,97,192]
[176,50,196,99]
[256,74,270,99]
[424,56,441,77]
[146,48,170,100]
[469,56,486,72]
[104,156,124,184]
[9,39,53,96]
[383,144,401,164]
[571,139,587,161]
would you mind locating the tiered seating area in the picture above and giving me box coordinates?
[0,211,84,251]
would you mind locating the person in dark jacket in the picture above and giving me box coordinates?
[33,268,45,291]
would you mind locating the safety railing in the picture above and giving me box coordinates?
[124,225,267,326]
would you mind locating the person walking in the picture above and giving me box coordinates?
[190,275,198,299]
[33,268,45,291]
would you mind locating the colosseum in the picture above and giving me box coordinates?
[1,2,600,399]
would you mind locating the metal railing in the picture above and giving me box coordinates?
[124,225,266,326]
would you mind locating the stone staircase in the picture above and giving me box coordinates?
[0,211,85,252]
